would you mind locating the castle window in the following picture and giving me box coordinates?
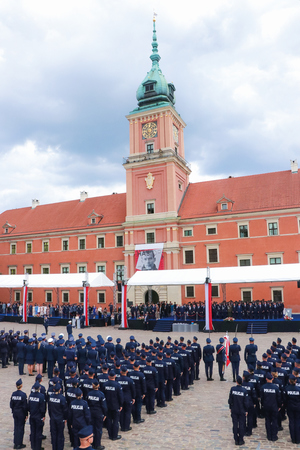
[186,286,195,298]
[10,243,16,254]
[146,232,155,244]
[145,83,154,92]
[78,238,86,250]
[268,221,279,236]
[147,143,154,154]
[211,285,219,297]
[239,224,249,238]
[116,235,124,247]
[62,239,69,251]
[221,203,228,210]
[26,242,32,253]
[146,202,155,214]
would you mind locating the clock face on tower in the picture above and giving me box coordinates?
[142,121,157,139]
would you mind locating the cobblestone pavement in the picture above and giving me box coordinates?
[1,323,300,449]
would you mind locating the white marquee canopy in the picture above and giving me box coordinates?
[0,272,114,288]
[127,263,300,286]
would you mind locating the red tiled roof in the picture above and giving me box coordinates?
[0,193,126,236]
[179,170,300,219]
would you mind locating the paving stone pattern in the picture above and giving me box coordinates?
[1,323,300,449]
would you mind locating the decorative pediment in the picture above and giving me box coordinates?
[216,195,234,212]
[2,221,16,234]
[87,210,104,225]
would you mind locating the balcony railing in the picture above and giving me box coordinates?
[123,148,191,170]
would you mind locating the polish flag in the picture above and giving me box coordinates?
[224,333,231,367]
[121,284,128,328]
[205,282,213,331]
[22,284,28,323]
[83,285,89,327]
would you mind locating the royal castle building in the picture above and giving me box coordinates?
[1,20,300,311]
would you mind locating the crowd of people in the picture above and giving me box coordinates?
[131,299,285,321]
[3,326,300,448]
[227,335,300,445]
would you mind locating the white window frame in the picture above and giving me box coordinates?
[61,264,70,274]
[237,254,253,266]
[24,266,33,274]
[146,230,155,244]
[183,228,193,237]
[267,252,283,265]
[115,234,124,247]
[77,264,87,273]
[10,243,17,254]
[145,141,154,154]
[27,291,33,303]
[97,291,106,303]
[26,241,32,253]
[183,248,195,265]
[211,284,220,298]
[115,262,125,281]
[97,235,105,249]
[62,290,70,303]
[9,266,17,275]
[238,221,249,238]
[14,291,21,302]
[271,287,284,303]
[45,291,53,303]
[62,238,69,251]
[146,201,155,215]
[241,288,253,302]
[96,263,106,274]
[41,265,50,274]
[42,240,49,252]
[185,285,195,298]
[267,219,279,236]
[78,237,86,250]
[221,203,228,210]
[206,224,217,236]
[206,244,219,264]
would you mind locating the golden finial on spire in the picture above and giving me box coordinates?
[153,11,157,22]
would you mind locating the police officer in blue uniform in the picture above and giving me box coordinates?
[216,337,227,381]
[228,375,248,446]
[284,374,300,444]
[129,361,146,420]
[28,382,46,450]
[143,356,158,414]
[69,388,91,448]
[74,425,94,450]
[118,366,135,432]
[244,337,258,370]
[260,373,281,441]
[203,338,215,381]
[229,337,241,382]
[103,369,124,441]
[10,378,28,449]
[191,336,201,380]
[87,379,107,450]
[48,383,68,450]
[17,336,27,376]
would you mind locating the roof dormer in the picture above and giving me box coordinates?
[216,195,234,212]
[2,221,16,234]
[87,210,104,226]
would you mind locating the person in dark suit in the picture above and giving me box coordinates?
[203,338,215,381]
[229,337,241,382]
[228,376,248,446]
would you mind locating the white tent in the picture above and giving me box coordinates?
[0,272,114,288]
[127,263,300,286]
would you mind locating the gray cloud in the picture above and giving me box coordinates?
[1,0,300,212]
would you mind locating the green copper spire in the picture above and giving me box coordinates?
[150,18,161,67]
[130,16,176,114]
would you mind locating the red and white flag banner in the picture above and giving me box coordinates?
[205,282,213,331]
[121,284,128,328]
[84,285,89,327]
[224,333,231,367]
[22,284,28,323]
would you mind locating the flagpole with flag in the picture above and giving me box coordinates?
[204,268,213,331]
[224,332,231,367]
[121,283,128,329]
[22,277,28,323]
[83,278,90,327]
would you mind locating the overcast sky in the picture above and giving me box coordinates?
[1,0,300,213]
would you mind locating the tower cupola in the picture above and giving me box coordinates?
[132,17,176,113]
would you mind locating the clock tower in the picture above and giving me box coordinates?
[123,17,191,300]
